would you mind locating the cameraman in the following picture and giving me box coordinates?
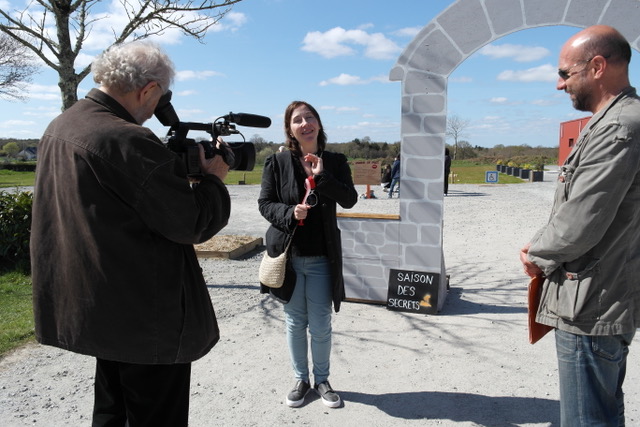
[30,41,231,426]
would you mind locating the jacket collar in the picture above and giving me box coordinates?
[85,88,138,124]
[566,86,637,165]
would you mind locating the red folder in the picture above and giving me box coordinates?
[528,275,554,344]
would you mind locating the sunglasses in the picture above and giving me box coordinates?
[301,176,317,207]
[557,57,593,80]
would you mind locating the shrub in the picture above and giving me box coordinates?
[0,190,33,273]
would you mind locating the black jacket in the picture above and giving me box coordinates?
[258,150,357,312]
[31,89,231,364]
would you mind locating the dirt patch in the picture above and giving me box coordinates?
[194,235,263,259]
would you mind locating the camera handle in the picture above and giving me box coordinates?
[210,145,236,167]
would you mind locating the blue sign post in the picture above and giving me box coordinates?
[485,171,499,183]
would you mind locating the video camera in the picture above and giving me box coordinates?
[154,90,271,176]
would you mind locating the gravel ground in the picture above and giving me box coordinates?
[2,169,640,426]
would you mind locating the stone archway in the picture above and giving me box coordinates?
[338,0,640,309]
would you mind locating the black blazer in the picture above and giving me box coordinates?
[258,150,358,312]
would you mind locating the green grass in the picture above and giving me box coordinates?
[226,166,263,185]
[0,162,531,188]
[0,271,35,358]
[0,170,36,188]
[450,160,525,184]
[0,168,264,187]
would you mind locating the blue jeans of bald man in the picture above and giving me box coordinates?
[555,329,635,426]
[284,256,332,384]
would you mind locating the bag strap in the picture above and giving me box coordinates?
[284,225,298,252]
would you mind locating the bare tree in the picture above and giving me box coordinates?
[446,114,470,160]
[0,33,37,100]
[0,0,244,110]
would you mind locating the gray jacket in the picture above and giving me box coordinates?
[528,87,640,336]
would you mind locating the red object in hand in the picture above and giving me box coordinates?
[298,176,316,226]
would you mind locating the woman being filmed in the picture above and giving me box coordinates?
[258,101,357,408]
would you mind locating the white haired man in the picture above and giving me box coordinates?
[31,41,231,426]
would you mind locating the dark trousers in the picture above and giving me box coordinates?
[92,358,191,427]
[444,171,450,195]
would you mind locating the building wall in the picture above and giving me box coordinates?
[558,117,591,165]
[338,0,640,312]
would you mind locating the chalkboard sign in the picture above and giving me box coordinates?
[387,269,440,314]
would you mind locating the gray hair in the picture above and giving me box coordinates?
[91,41,175,93]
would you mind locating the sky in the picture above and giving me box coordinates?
[0,0,638,148]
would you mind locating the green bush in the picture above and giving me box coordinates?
[0,190,33,273]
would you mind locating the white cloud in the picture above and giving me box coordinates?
[319,73,364,86]
[23,83,61,101]
[393,26,422,38]
[471,116,512,133]
[357,23,374,31]
[531,99,558,106]
[337,120,400,132]
[479,43,550,62]
[49,2,246,55]
[176,70,224,81]
[489,97,523,106]
[302,26,401,60]
[319,73,388,86]
[23,110,60,119]
[319,105,359,113]
[364,32,401,60]
[0,119,37,128]
[497,64,557,82]
[214,11,247,32]
[75,53,96,68]
[176,108,206,116]
[176,90,198,96]
[370,74,391,83]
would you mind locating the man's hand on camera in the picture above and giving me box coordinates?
[199,138,230,181]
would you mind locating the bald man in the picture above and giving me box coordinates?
[520,25,640,426]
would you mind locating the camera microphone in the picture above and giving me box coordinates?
[223,113,271,128]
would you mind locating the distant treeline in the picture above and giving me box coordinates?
[0,138,39,150]
[1,137,558,167]
[252,137,558,167]
[251,138,402,166]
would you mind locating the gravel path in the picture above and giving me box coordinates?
[2,170,640,426]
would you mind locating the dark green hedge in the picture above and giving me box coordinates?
[0,190,32,273]
[0,163,37,172]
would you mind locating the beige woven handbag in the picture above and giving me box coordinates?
[259,230,295,288]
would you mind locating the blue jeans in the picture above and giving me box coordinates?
[284,256,332,384]
[555,329,635,427]
[388,178,399,197]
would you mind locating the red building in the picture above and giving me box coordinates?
[558,116,591,165]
